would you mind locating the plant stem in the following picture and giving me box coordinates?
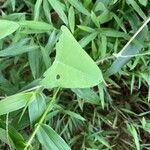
[24,88,60,150]
[115,16,150,58]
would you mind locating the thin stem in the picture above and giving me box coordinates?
[96,56,115,64]
[97,16,150,64]
[115,16,150,58]
[22,85,43,93]
[24,88,60,150]
[113,51,150,58]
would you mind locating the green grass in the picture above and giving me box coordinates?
[0,0,150,149]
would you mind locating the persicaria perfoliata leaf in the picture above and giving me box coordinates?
[41,26,103,88]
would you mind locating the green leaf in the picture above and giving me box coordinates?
[112,13,126,32]
[98,136,111,148]
[0,128,8,144]
[79,32,98,48]
[126,0,147,20]
[37,124,71,150]
[98,10,112,24]
[138,0,148,6]
[78,25,95,33]
[72,88,100,105]
[10,0,16,11]
[100,35,107,57]
[99,28,129,38]
[28,48,40,79]
[0,121,26,149]
[67,0,90,16]
[64,110,85,121]
[130,73,135,94]
[43,0,52,23]
[127,124,140,150]
[106,26,148,76]
[41,46,51,69]
[41,26,103,88]
[0,92,33,116]
[98,83,105,109]
[0,39,39,57]
[141,73,150,86]
[34,0,42,20]
[126,12,140,31]
[18,21,53,31]
[28,92,46,124]
[91,11,99,28]
[0,20,19,40]
[91,41,98,60]
[48,0,68,25]
[68,6,75,33]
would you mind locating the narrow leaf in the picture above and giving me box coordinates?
[0,92,33,116]
[34,0,42,20]
[0,20,19,39]
[67,0,90,16]
[72,88,100,105]
[18,21,53,31]
[106,26,148,76]
[28,92,46,124]
[48,0,68,25]
[37,124,71,150]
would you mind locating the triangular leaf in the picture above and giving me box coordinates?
[41,26,103,88]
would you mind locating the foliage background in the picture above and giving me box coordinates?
[0,0,150,149]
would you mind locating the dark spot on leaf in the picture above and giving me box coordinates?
[56,74,60,79]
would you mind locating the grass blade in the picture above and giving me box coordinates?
[0,92,33,116]
[37,124,71,150]
[0,20,19,40]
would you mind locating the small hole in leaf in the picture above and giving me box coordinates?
[56,74,60,79]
